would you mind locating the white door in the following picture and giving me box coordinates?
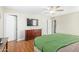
[5,15,17,41]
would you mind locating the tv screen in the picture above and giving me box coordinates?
[27,18,38,26]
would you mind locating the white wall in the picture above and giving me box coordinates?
[4,8,51,41]
[4,12,27,41]
[0,7,4,38]
[3,7,79,41]
[56,12,79,36]
[25,14,50,35]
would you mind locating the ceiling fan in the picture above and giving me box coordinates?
[43,6,64,15]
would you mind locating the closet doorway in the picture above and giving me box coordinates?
[5,14,18,42]
[51,20,56,34]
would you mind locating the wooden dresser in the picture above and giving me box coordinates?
[25,29,42,40]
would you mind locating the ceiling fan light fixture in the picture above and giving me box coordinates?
[49,11,56,14]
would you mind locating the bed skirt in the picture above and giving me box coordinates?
[34,42,79,52]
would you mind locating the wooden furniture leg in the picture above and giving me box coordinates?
[6,41,8,52]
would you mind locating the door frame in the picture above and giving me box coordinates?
[11,15,18,41]
[51,17,56,34]
[4,13,18,41]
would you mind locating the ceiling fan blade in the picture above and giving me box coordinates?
[56,6,60,8]
[56,9,64,11]
[50,6,60,9]
[50,6,54,8]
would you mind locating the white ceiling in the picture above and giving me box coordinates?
[5,6,79,16]
[5,6,46,14]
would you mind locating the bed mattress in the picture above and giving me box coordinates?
[34,33,79,52]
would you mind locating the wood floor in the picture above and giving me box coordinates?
[8,40,34,52]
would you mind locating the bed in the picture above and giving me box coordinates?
[34,33,79,52]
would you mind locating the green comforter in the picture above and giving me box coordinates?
[34,33,79,52]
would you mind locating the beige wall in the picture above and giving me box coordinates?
[56,12,79,35]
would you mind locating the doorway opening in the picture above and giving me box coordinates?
[5,14,18,51]
[5,15,18,42]
[51,20,56,34]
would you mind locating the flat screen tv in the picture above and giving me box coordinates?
[27,18,38,26]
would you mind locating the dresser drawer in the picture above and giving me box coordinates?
[25,29,42,40]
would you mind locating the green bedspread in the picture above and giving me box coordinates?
[34,33,79,52]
